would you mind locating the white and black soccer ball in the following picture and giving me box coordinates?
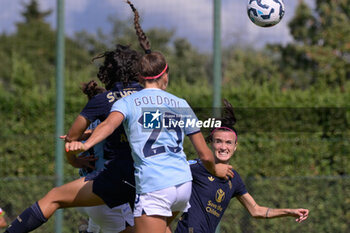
[247,0,285,27]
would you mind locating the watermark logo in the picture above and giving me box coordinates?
[143,109,162,129]
[142,108,221,130]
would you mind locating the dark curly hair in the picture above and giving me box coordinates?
[92,44,141,90]
[81,80,106,100]
[206,99,238,144]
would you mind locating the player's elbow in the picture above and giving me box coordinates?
[251,211,262,218]
[249,206,265,218]
[249,209,259,218]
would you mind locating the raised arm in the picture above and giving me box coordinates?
[237,193,309,223]
[65,111,124,154]
[188,132,234,179]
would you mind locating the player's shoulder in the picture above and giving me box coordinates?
[123,88,145,98]
[114,82,143,96]
[163,90,181,98]
[81,92,111,114]
[230,169,244,182]
[156,89,186,103]
[88,90,111,103]
[107,82,143,103]
[169,92,187,104]
[232,168,241,175]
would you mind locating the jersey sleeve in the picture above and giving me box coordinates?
[232,170,248,198]
[110,97,129,120]
[80,94,108,122]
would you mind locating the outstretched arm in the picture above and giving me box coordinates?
[188,132,234,179]
[65,111,124,154]
[237,193,309,223]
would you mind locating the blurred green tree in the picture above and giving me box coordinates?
[271,0,350,90]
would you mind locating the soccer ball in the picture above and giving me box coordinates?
[247,0,285,27]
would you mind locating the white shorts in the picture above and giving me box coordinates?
[76,203,134,233]
[134,181,192,217]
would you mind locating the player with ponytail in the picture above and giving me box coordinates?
[174,100,309,233]
[66,2,234,233]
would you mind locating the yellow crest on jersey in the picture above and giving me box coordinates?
[215,189,225,203]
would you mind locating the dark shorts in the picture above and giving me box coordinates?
[88,159,136,209]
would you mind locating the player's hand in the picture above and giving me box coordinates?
[65,141,87,154]
[291,209,309,223]
[60,134,72,142]
[214,163,234,179]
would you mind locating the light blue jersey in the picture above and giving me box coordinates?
[111,88,199,194]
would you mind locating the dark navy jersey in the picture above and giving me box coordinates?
[175,159,247,233]
[80,82,143,160]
